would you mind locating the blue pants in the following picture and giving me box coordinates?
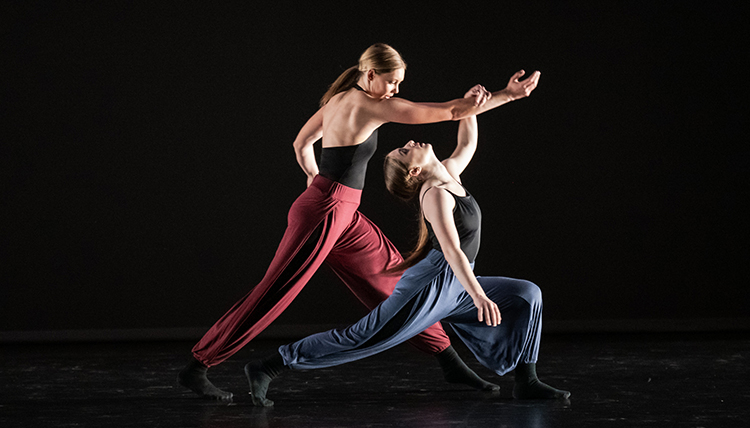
[279,249,543,376]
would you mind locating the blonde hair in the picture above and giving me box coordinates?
[320,43,407,107]
[383,155,431,273]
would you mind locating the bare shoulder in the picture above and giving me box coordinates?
[325,88,353,110]
[440,160,464,183]
[420,185,456,211]
[322,89,384,146]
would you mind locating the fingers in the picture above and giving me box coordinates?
[465,84,482,97]
[486,305,496,326]
[506,70,541,98]
[477,303,502,326]
[467,84,490,106]
[510,69,526,83]
[473,91,484,106]
[475,87,490,106]
[518,70,539,82]
[488,304,501,326]
[525,71,541,89]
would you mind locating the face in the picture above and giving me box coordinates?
[388,140,433,171]
[368,68,404,99]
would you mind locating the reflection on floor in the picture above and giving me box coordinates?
[1,332,748,427]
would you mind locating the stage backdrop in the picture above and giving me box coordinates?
[1,2,747,341]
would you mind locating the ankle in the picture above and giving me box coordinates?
[260,352,288,379]
[182,357,208,375]
[435,346,459,371]
[514,362,538,383]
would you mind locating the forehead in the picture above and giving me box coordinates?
[381,69,405,81]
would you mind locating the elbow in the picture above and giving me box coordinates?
[441,246,465,263]
[292,138,307,153]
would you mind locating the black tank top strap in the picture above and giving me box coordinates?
[420,185,466,208]
[353,84,365,92]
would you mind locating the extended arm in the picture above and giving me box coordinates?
[370,70,540,125]
[451,70,541,120]
[292,106,325,187]
[422,188,502,326]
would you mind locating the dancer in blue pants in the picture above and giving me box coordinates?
[246,86,570,406]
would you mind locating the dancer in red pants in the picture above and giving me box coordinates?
[178,43,541,400]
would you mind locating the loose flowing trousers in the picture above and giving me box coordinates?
[280,249,543,376]
[192,176,451,367]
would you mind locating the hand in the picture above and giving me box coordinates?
[306,174,317,188]
[472,294,501,327]
[465,84,492,106]
[504,70,541,101]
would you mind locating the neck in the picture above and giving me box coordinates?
[420,160,454,188]
[356,77,371,95]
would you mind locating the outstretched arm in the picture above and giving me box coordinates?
[292,106,325,187]
[369,70,540,125]
[452,69,541,120]
[422,188,502,326]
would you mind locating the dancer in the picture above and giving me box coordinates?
[179,43,541,400]
[246,87,569,407]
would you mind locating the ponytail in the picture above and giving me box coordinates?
[385,215,431,274]
[320,66,361,107]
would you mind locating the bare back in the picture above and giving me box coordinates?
[321,88,385,148]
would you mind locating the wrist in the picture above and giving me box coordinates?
[470,290,487,301]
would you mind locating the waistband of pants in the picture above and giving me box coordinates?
[310,174,362,203]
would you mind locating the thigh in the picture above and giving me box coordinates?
[325,211,404,307]
[444,276,541,324]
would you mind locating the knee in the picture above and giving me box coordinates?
[517,280,542,306]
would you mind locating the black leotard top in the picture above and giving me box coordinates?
[318,84,377,190]
[424,187,482,263]
[319,129,377,190]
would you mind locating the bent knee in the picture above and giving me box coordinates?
[517,280,542,306]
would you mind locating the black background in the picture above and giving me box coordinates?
[1,1,747,335]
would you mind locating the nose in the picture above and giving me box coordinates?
[393,84,399,95]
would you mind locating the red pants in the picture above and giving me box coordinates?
[192,175,450,367]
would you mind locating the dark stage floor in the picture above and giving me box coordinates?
[1,332,748,427]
